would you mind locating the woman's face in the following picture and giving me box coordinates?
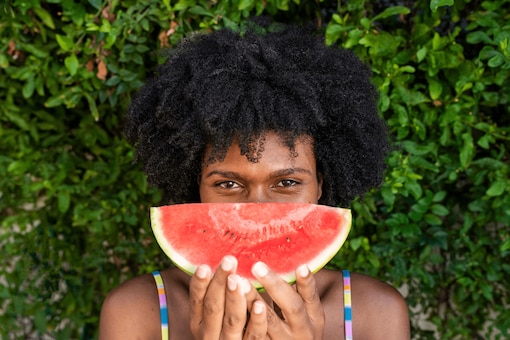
[199,132,322,204]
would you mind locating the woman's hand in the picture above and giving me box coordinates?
[189,256,323,339]
[250,262,325,339]
[189,256,268,339]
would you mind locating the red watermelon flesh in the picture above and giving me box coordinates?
[150,202,351,287]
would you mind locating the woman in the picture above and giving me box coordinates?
[99,22,410,339]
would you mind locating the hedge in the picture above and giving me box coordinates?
[1,0,509,338]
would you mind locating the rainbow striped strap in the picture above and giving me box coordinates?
[343,270,353,340]
[152,271,169,340]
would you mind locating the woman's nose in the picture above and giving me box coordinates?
[245,186,272,203]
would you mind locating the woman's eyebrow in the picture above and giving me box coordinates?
[203,170,242,179]
[204,168,313,179]
[270,168,313,177]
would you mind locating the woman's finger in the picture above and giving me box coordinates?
[243,300,268,340]
[221,274,247,339]
[189,264,212,335]
[190,256,238,339]
[202,256,238,337]
[251,261,313,338]
[295,265,325,338]
[244,279,282,337]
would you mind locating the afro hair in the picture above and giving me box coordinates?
[124,23,391,207]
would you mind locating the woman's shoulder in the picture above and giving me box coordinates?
[350,270,405,300]
[318,269,410,339]
[99,273,161,339]
[98,268,191,339]
[351,271,410,339]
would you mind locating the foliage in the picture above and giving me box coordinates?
[0,0,508,338]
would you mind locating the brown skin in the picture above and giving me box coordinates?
[99,132,410,339]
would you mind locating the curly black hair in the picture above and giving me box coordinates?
[125,23,391,207]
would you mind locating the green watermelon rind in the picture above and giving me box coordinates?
[150,203,351,289]
[151,207,199,276]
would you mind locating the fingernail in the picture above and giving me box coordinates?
[227,274,238,291]
[196,265,210,279]
[221,255,236,272]
[252,262,268,278]
[241,278,252,294]
[297,264,309,278]
[253,301,264,315]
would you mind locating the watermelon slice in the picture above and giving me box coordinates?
[150,202,351,287]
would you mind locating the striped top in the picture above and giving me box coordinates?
[152,271,169,340]
[343,269,353,340]
[152,270,353,339]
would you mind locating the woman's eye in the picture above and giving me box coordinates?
[276,179,299,188]
[217,181,240,189]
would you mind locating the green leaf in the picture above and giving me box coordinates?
[22,76,36,98]
[479,46,499,60]
[188,6,215,17]
[67,2,87,26]
[33,7,55,29]
[432,191,447,202]
[22,43,49,58]
[349,237,364,251]
[275,0,290,10]
[56,34,74,51]
[481,284,493,300]
[0,53,8,68]
[386,213,410,228]
[173,0,193,11]
[466,31,492,45]
[360,18,371,30]
[477,134,493,149]
[367,252,381,269]
[84,93,100,121]
[428,78,443,100]
[425,214,443,226]
[58,189,71,213]
[325,23,348,45]
[381,185,396,208]
[5,111,30,131]
[395,85,429,106]
[372,6,410,22]
[399,223,422,237]
[360,31,400,57]
[407,179,423,199]
[88,0,101,10]
[431,204,449,216]
[238,0,254,10]
[488,53,505,68]
[7,160,29,174]
[403,141,436,156]
[409,156,439,172]
[430,0,454,11]
[34,309,47,333]
[460,132,474,168]
[501,239,510,252]
[417,46,427,63]
[486,180,506,197]
[45,94,64,108]
[65,54,79,76]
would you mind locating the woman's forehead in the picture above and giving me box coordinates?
[202,132,317,174]
[203,131,315,164]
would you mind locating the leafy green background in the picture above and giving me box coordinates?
[1,0,509,338]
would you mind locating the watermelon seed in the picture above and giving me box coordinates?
[286,237,290,242]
